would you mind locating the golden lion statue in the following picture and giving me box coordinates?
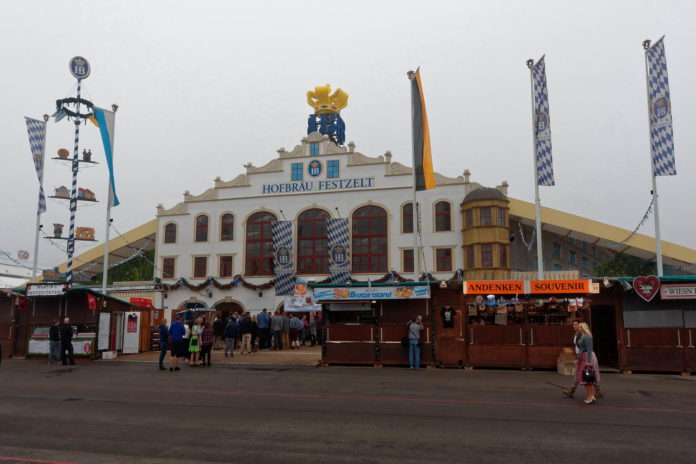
[307,84,349,114]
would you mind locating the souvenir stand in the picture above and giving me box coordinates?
[459,279,595,369]
[612,276,696,374]
[311,282,431,366]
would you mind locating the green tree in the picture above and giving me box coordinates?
[92,249,155,284]
[596,253,655,277]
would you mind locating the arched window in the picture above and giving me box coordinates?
[297,209,329,274]
[402,203,413,234]
[164,223,177,244]
[245,211,277,276]
[352,205,388,273]
[195,215,209,242]
[220,213,234,241]
[434,201,451,231]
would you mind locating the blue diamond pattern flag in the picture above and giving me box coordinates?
[327,218,350,284]
[25,117,47,214]
[646,38,676,176]
[532,57,555,186]
[272,221,294,296]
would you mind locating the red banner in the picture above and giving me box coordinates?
[129,297,153,308]
[87,293,97,311]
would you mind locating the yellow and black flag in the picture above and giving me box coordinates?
[410,69,436,191]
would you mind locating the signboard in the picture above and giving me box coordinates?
[529,279,591,294]
[98,312,111,351]
[633,276,660,302]
[261,177,374,195]
[463,280,592,295]
[28,338,94,357]
[122,312,140,354]
[463,281,525,295]
[69,56,91,79]
[130,297,153,308]
[660,284,696,300]
[27,284,66,297]
[284,281,322,312]
[314,285,430,301]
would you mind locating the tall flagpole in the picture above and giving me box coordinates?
[408,70,420,281]
[527,58,544,280]
[31,114,49,282]
[643,39,664,276]
[65,78,83,286]
[101,104,118,296]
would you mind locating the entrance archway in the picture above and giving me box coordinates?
[213,300,245,320]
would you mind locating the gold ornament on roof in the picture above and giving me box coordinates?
[307,84,349,114]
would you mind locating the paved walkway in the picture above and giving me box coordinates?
[99,345,322,366]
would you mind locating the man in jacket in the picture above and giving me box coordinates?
[224,317,238,357]
[212,317,225,350]
[158,319,169,371]
[60,317,75,365]
[257,309,270,349]
[238,313,254,354]
[281,312,290,351]
[271,311,284,350]
[169,315,186,371]
[48,319,61,365]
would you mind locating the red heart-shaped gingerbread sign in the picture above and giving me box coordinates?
[633,276,660,302]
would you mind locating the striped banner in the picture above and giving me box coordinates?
[327,218,350,284]
[272,221,294,295]
[410,69,436,191]
[24,117,47,214]
[646,38,676,176]
[532,56,555,186]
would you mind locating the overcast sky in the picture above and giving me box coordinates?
[1,0,695,273]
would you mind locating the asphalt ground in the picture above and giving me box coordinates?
[0,360,694,464]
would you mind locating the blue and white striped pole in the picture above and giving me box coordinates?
[65,79,82,286]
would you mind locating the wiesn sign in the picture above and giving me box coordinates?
[660,284,696,300]
[27,284,66,297]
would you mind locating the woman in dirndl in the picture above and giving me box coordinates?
[189,318,202,366]
[575,322,600,404]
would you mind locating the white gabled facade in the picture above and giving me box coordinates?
[154,131,503,318]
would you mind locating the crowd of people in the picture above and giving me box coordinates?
[157,309,324,371]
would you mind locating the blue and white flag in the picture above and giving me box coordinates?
[272,221,294,295]
[93,107,120,206]
[646,38,676,176]
[25,117,47,214]
[327,218,350,284]
[532,56,555,186]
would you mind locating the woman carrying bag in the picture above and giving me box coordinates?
[575,322,600,404]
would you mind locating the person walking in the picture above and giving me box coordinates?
[169,315,186,371]
[239,313,253,354]
[189,318,202,366]
[271,310,284,350]
[200,320,214,367]
[213,316,225,350]
[281,312,290,351]
[158,318,169,371]
[224,317,238,357]
[563,320,604,399]
[289,314,302,349]
[575,322,600,405]
[406,315,424,370]
[48,320,61,365]
[308,314,317,346]
[60,317,75,366]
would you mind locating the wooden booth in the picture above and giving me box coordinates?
[313,282,433,366]
[432,279,603,369]
[12,284,151,359]
[611,276,696,374]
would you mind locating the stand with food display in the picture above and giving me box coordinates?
[312,282,431,366]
